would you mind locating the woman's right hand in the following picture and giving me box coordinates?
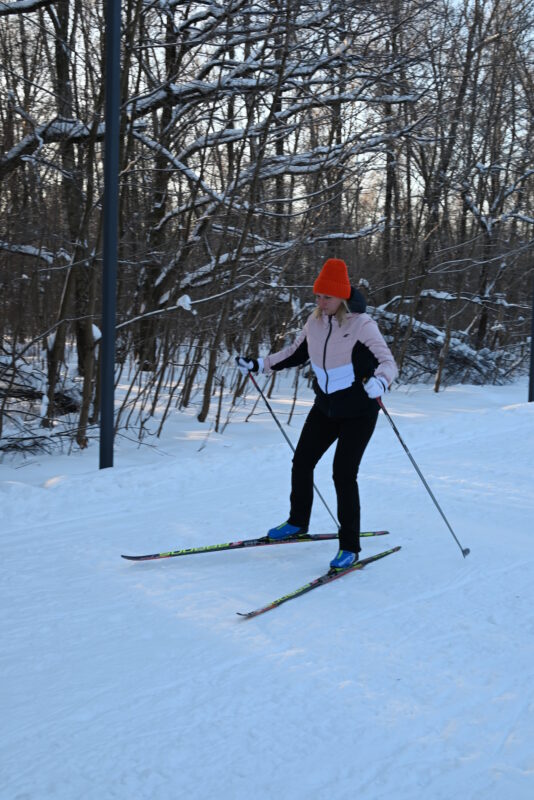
[235,356,264,375]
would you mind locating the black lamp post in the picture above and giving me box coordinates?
[99,0,121,468]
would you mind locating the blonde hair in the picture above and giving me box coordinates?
[313,301,350,325]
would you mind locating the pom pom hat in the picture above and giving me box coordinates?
[313,258,351,300]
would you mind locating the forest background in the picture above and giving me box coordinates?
[1,0,533,452]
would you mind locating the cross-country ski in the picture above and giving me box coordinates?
[237,546,401,618]
[121,530,389,561]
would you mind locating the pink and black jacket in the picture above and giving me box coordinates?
[263,294,398,418]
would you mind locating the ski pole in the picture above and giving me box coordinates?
[246,371,339,530]
[378,398,470,558]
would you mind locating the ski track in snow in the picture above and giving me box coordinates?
[1,380,534,799]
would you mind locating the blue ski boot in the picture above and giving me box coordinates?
[268,521,306,540]
[330,549,358,570]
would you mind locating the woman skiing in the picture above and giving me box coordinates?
[236,258,397,570]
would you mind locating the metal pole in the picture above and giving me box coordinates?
[378,398,470,558]
[246,371,339,530]
[99,0,121,469]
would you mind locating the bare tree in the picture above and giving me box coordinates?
[1,0,533,452]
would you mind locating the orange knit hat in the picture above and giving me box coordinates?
[313,258,351,299]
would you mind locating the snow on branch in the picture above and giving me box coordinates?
[116,271,267,331]
[379,290,526,312]
[132,131,225,205]
[0,0,54,15]
[303,222,386,244]
[172,223,384,294]
[0,240,71,265]
[0,119,147,180]
[375,308,517,385]
[503,213,534,226]
[125,44,420,122]
[491,169,534,213]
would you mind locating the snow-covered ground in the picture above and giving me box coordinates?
[1,378,533,799]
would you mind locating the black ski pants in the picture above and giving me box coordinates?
[288,404,378,553]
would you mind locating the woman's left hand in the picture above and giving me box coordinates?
[364,376,388,399]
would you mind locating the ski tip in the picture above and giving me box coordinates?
[121,553,163,561]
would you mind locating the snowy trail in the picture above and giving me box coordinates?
[1,380,534,799]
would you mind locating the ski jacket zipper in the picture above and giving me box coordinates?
[322,315,333,396]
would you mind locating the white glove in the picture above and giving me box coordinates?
[235,356,264,375]
[364,376,388,399]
